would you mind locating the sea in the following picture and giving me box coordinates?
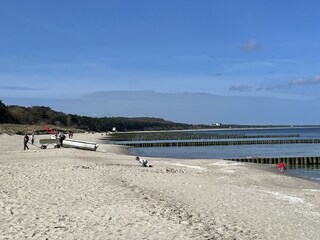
[128,127,320,181]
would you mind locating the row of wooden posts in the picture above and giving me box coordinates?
[118,138,320,148]
[115,138,320,166]
[225,156,320,165]
[109,134,300,141]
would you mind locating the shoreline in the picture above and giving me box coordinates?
[1,133,320,239]
[129,146,320,184]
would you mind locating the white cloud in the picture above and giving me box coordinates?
[241,39,260,52]
[0,85,43,91]
[229,85,251,92]
[290,76,320,86]
[258,76,320,91]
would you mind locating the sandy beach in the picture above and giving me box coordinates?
[1,133,320,240]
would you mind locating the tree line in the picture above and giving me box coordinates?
[0,100,197,132]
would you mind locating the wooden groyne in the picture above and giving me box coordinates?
[116,138,320,148]
[225,156,320,166]
[108,134,300,142]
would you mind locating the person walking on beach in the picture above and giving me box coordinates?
[136,156,152,167]
[278,161,286,172]
[23,133,29,150]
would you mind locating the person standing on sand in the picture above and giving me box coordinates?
[58,131,66,147]
[23,134,29,150]
[68,131,73,139]
[31,132,35,145]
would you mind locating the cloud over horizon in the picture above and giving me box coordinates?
[241,39,261,52]
[290,76,320,86]
[0,85,43,91]
[229,85,251,92]
[260,76,320,91]
[229,75,320,93]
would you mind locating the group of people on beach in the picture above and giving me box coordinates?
[22,131,286,173]
[23,130,69,150]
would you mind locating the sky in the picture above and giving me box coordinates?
[1,0,320,125]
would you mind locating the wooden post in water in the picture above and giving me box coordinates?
[287,158,292,165]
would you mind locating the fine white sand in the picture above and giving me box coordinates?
[1,133,320,239]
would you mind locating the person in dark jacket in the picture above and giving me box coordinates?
[58,131,66,147]
[24,134,29,150]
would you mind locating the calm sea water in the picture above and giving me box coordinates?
[129,127,320,181]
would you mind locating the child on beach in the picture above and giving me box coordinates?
[278,161,286,172]
[136,156,152,167]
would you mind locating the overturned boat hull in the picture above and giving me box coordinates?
[62,139,99,151]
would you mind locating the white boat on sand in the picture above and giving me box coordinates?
[62,139,99,151]
[39,138,99,151]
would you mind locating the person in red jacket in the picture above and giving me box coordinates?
[278,161,286,172]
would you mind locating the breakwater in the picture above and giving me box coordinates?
[116,138,320,148]
[108,133,300,141]
[127,128,320,170]
[225,156,320,166]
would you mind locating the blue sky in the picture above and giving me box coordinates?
[1,0,320,125]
